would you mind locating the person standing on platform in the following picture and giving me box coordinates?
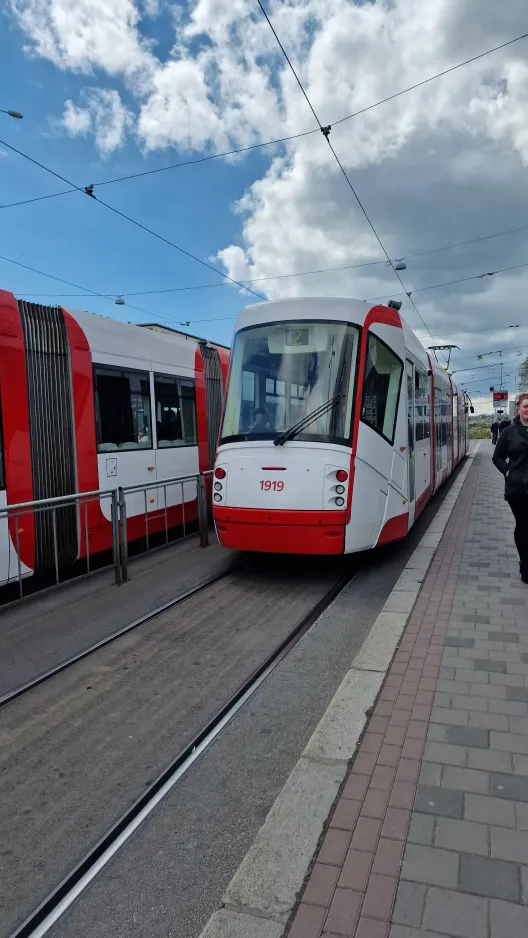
[493,394,528,584]
[491,418,499,444]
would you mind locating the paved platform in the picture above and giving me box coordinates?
[286,443,528,938]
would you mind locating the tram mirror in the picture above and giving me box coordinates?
[268,325,329,354]
[428,369,433,376]
[470,407,475,413]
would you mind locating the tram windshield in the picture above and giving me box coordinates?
[220,320,360,445]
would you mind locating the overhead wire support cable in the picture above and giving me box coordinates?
[254,0,439,348]
[0,138,266,303]
[1,32,527,211]
[0,251,206,333]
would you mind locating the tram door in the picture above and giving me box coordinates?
[406,361,416,523]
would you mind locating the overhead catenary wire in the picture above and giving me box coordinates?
[0,137,267,303]
[0,251,207,335]
[13,221,528,303]
[1,31,527,211]
[255,0,442,350]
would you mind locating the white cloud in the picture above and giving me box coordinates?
[62,88,134,155]
[8,0,528,391]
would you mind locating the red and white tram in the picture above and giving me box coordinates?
[213,297,469,554]
[0,290,229,586]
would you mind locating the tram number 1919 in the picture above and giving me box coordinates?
[260,480,284,491]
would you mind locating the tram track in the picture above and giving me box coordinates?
[8,572,352,938]
[0,566,239,709]
[1,558,355,938]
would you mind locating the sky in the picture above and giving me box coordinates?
[1,0,528,414]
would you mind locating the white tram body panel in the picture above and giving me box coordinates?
[213,297,468,555]
[0,290,229,588]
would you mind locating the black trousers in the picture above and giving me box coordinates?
[507,490,528,572]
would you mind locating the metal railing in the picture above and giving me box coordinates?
[117,470,212,584]
[0,470,213,601]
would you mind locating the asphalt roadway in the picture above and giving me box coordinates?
[1,466,467,938]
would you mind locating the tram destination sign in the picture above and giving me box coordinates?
[493,390,508,409]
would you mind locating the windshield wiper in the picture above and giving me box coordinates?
[274,395,341,446]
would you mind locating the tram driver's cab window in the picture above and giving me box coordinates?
[361,334,403,443]
[221,321,359,445]
[94,365,152,452]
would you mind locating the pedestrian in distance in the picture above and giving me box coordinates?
[493,393,528,584]
[498,414,511,435]
[491,418,499,444]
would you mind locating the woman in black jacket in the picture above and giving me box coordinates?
[493,394,528,582]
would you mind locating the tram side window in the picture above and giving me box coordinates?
[94,365,152,452]
[415,370,429,442]
[154,374,197,447]
[361,334,403,444]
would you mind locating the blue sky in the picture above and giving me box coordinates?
[1,0,528,408]
[0,8,268,349]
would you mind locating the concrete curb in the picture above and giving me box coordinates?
[198,444,480,938]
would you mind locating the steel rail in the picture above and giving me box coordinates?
[8,571,353,938]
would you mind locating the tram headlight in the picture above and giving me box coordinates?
[214,493,222,502]
[336,469,348,482]
[335,484,345,494]
[214,481,223,491]
[215,467,226,479]
[335,496,345,507]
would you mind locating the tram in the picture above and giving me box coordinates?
[213,297,469,554]
[0,290,229,585]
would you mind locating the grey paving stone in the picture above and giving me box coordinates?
[414,785,464,819]
[507,687,528,702]
[490,672,524,687]
[439,666,456,680]
[460,854,520,902]
[445,636,475,648]
[423,742,466,767]
[442,766,489,795]
[419,763,443,786]
[515,802,528,831]
[491,772,528,803]
[437,679,471,694]
[451,693,488,712]
[468,711,509,731]
[513,755,528,777]
[489,632,520,643]
[392,880,427,927]
[431,707,467,726]
[491,826,528,863]
[471,682,507,699]
[490,898,528,935]
[491,731,528,755]
[462,615,490,624]
[434,817,488,856]
[490,698,528,716]
[401,843,459,888]
[467,747,513,773]
[447,726,490,748]
[474,659,507,673]
[500,597,527,606]
[522,866,528,905]
[389,926,446,938]
[427,724,447,743]
[408,812,435,847]
[456,669,489,683]
[465,793,516,827]
[509,715,528,735]
[422,885,488,938]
